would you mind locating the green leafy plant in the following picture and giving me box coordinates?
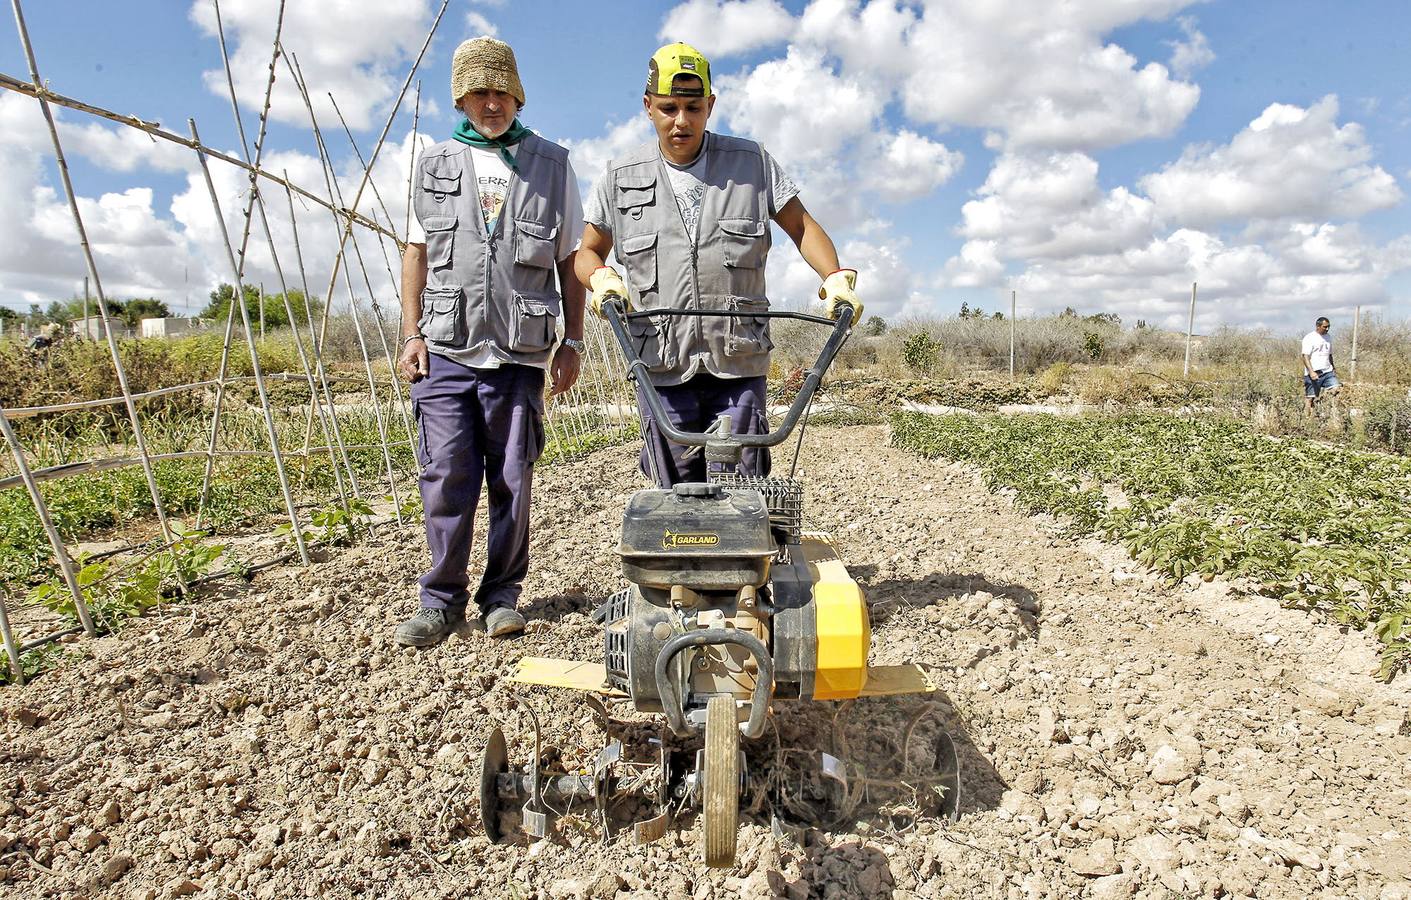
[890,410,1411,679]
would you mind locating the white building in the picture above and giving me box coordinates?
[140,316,206,339]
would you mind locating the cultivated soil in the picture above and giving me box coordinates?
[2,424,1409,899]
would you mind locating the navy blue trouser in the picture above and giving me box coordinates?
[638,373,770,487]
[411,354,545,615]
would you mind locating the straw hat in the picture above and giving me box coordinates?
[451,36,525,108]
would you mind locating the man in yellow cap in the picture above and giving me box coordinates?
[576,41,862,486]
[395,36,585,646]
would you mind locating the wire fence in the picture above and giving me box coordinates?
[0,0,638,684]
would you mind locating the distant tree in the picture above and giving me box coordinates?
[1135,319,1149,330]
[958,303,986,320]
[958,301,970,319]
[992,311,1004,321]
[863,315,887,337]
[120,298,171,328]
[202,283,320,329]
[1060,306,1078,318]
[1086,312,1121,326]
[0,307,18,322]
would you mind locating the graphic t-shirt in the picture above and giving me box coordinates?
[1301,330,1333,372]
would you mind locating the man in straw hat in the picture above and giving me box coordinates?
[395,36,585,646]
[576,41,861,487]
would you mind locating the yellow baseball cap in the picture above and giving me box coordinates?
[646,42,712,97]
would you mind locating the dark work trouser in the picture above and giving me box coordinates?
[411,354,545,614]
[638,373,770,487]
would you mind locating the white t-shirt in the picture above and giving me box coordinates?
[1301,330,1333,372]
[408,142,584,260]
[583,133,800,243]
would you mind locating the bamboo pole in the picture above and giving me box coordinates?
[0,411,96,636]
[11,0,174,549]
[1183,281,1197,379]
[286,53,411,511]
[0,441,412,492]
[2,371,367,420]
[0,72,398,242]
[0,590,22,684]
[406,81,420,242]
[302,0,450,354]
[195,300,240,531]
[282,172,364,500]
[1350,305,1361,384]
[190,118,310,566]
[206,0,352,514]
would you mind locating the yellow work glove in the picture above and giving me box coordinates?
[589,266,630,318]
[819,268,863,322]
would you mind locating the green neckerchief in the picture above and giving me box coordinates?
[452,118,534,173]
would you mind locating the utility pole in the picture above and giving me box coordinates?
[1350,304,1361,383]
[1009,289,1016,379]
[1183,282,1197,378]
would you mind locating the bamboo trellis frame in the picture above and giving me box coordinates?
[0,0,638,684]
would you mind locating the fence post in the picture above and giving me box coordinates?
[1183,282,1197,378]
[1009,289,1016,379]
[1350,305,1360,383]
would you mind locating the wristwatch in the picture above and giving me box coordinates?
[561,337,585,353]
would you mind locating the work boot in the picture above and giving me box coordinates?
[484,605,526,638]
[393,607,463,648]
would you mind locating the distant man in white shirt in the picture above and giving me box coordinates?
[1300,316,1341,414]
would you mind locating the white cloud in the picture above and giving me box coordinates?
[716,47,882,167]
[187,0,439,132]
[862,130,963,203]
[1140,96,1403,227]
[1167,16,1215,79]
[957,151,1158,261]
[789,0,1203,151]
[659,0,795,59]
[463,13,497,37]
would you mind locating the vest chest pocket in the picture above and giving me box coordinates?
[719,217,768,269]
[619,231,659,300]
[419,285,464,345]
[615,178,655,222]
[421,161,461,200]
[509,291,562,353]
[421,215,457,270]
[513,218,559,269]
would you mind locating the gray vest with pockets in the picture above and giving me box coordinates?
[605,133,773,386]
[413,134,568,368]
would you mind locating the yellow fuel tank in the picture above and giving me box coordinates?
[801,535,870,699]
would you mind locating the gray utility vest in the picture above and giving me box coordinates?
[606,133,773,386]
[413,134,569,368]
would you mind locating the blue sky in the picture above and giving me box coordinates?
[1,0,1407,332]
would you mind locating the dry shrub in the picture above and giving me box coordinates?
[1077,367,1157,406]
[1035,362,1073,397]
